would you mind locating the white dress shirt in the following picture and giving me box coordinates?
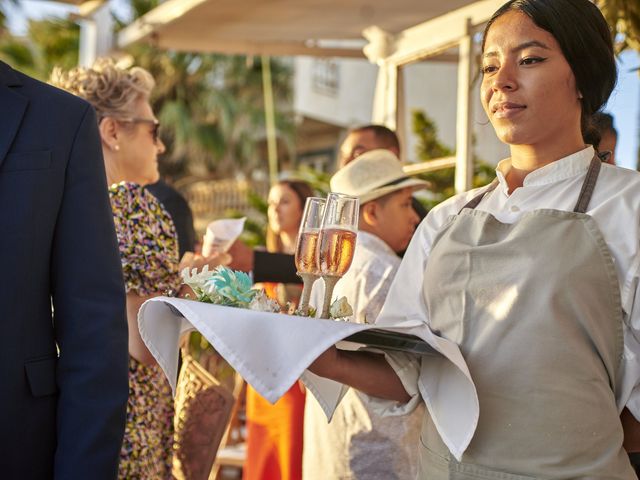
[305,231,423,480]
[370,147,640,425]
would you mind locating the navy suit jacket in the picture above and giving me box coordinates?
[0,62,128,478]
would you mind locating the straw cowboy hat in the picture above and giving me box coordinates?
[330,149,430,204]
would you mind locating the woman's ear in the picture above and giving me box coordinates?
[99,117,120,152]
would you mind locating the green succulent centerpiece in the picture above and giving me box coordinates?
[203,267,255,305]
[181,265,354,320]
[181,265,280,312]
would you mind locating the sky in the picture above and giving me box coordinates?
[5,0,640,169]
[607,50,640,169]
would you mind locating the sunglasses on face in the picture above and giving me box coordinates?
[123,117,161,144]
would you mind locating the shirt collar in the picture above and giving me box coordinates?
[358,230,398,258]
[495,146,595,192]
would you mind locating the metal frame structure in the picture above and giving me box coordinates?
[363,0,504,190]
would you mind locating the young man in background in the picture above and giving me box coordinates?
[304,149,427,480]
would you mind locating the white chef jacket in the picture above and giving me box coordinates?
[305,231,424,480]
[369,147,640,431]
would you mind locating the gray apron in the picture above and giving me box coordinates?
[418,156,635,479]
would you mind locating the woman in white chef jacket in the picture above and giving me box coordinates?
[308,0,640,477]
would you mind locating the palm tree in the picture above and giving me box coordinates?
[28,18,79,77]
[0,0,294,180]
[0,0,78,80]
[120,0,295,179]
[0,0,34,74]
[128,46,294,178]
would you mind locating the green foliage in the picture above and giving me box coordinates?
[239,217,268,248]
[28,18,79,76]
[224,190,268,248]
[291,165,331,196]
[0,39,34,72]
[120,41,295,177]
[596,0,640,55]
[128,0,161,17]
[113,1,295,178]
[411,109,496,210]
[247,189,268,215]
[0,0,294,180]
[0,5,79,80]
[413,110,454,160]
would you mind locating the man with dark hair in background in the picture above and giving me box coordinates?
[584,112,618,165]
[593,112,617,165]
[338,124,401,168]
[339,125,428,220]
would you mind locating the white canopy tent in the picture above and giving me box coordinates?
[113,0,506,192]
[117,0,476,58]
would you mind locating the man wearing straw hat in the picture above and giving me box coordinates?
[304,149,428,480]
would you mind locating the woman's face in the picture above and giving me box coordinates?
[267,184,303,236]
[118,98,165,186]
[481,11,582,149]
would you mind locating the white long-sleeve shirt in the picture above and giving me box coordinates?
[304,231,424,480]
[370,146,640,442]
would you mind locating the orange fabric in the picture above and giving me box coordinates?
[244,281,305,480]
[244,383,305,480]
[261,282,280,302]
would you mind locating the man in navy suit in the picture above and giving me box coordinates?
[0,61,128,478]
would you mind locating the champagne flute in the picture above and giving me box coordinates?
[317,193,359,318]
[295,197,326,315]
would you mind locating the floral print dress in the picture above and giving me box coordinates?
[109,182,182,479]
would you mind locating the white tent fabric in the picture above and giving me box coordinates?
[116,0,478,58]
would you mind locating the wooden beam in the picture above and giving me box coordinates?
[78,0,105,17]
[402,156,456,175]
[117,0,209,49]
[454,19,474,193]
[382,0,504,65]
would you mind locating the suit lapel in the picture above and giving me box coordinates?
[0,62,28,169]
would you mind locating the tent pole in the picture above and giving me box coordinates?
[455,18,474,193]
[261,55,279,185]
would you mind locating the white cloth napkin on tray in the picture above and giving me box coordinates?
[137,296,479,459]
[138,297,367,403]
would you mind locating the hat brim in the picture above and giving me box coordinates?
[359,178,430,204]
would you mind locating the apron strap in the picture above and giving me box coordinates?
[573,155,602,213]
[458,180,499,213]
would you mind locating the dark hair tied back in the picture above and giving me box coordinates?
[483,0,617,142]
[280,180,315,208]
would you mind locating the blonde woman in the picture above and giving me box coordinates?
[51,59,222,478]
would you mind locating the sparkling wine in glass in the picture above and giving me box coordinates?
[317,193,359,318]
[295,197,326,314]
